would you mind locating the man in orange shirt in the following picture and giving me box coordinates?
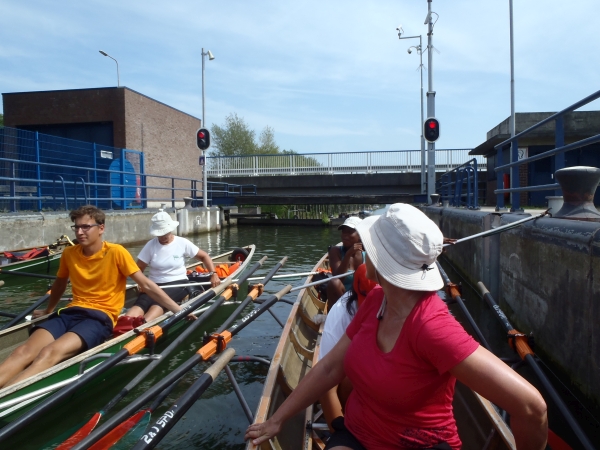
[0,205,184,388]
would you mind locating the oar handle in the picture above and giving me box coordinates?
[443,210,549,247]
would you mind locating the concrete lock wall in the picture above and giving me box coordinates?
[0,207,223,250]
[423,206,600,405]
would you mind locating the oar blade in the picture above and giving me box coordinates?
[56,412,103,449]
[110,411,152,450]
[88,409,148,450]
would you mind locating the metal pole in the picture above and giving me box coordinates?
[419,36,426,194]
[426,0,436,201]
[508,0,518,210]
[202,48,208,208]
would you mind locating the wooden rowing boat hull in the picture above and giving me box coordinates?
[0,245,255,430]
[248,252,515,450]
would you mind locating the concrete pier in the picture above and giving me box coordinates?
[423,206,600,405]
[0,206,233,250]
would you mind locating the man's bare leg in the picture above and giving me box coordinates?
[0,328,56,388]
[5,331,85,387]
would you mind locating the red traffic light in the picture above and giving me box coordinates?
[196,128,210,150]
[423,117,440,143]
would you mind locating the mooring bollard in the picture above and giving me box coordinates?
[430,193,441,206]
[183,197,194,209]
[553,166,600,221]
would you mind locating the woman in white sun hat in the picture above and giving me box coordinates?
[124,209,220,322]
[246,204,547,450]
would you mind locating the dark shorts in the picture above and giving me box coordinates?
[325,417,366,450]
[133,279,191,313]
[325,417,451,450]
[33,307,113,351]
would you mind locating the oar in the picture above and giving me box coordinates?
[289,270,353,292]
[72,284,292,450]
[0,290,51,331]
[124,270,318,291]
[477,282,594,450]
[0,256,267,443]
[55,295,229,450]
[129,284,293,450]
[435,262,491,350]
[56,256,279,448]
[443,209,550,247]
[0,269,57,280]
[88,375,187,450]
[81,258,290,449]
[130,349,236,450]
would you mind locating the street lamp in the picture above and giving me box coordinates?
[99,50,120,87]
[201,48,215,208]
[397,27,426,194]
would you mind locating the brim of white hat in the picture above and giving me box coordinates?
[337,223,357,230]
[150,222,179,236]
[355,216,443,291]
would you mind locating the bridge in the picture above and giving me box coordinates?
[206,149,484,205]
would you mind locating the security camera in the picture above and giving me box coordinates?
[396,25,403,38]
[407,49,412,54]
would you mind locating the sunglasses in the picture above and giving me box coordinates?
[71,224,100,232]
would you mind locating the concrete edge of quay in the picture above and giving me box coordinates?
[0,206,238,251]
[422,205,600,407]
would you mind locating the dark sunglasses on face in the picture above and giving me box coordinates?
[71,224,100,231]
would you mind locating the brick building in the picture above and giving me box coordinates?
[2,87,202,207]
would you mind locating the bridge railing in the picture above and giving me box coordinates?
[207,149,482,177]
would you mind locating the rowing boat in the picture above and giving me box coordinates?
[0,235,75,285]
[0,244,255,430]
[247,252,516,450]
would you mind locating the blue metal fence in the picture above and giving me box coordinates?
[0,126,256,212]
[494,90,600,211]
[436,159,480,209]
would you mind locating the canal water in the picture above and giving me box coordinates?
[0,210,598,449]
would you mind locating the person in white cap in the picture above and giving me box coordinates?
[246,204,547,450]
[326,216,365,309]
[123,209,220,322]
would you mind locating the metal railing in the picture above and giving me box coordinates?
[436,159,480,209]
[0,157,256,213]
[207,149,482,177]
[494,89,600,211]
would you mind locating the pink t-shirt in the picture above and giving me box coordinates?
[344,286,479,450]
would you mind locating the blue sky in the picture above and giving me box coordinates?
[1,0,598,154]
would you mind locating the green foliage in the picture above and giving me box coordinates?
[0,113,4,127]
[210,113,258,157]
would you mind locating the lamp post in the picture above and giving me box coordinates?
[397,28,426,194]
[201,48,215,208]
[99,50,120,87]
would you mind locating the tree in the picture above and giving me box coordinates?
[257,126,279,154]
[210,113,257,157]
[0,113,4,127]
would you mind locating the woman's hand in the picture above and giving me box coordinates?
[244,418,282,446]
